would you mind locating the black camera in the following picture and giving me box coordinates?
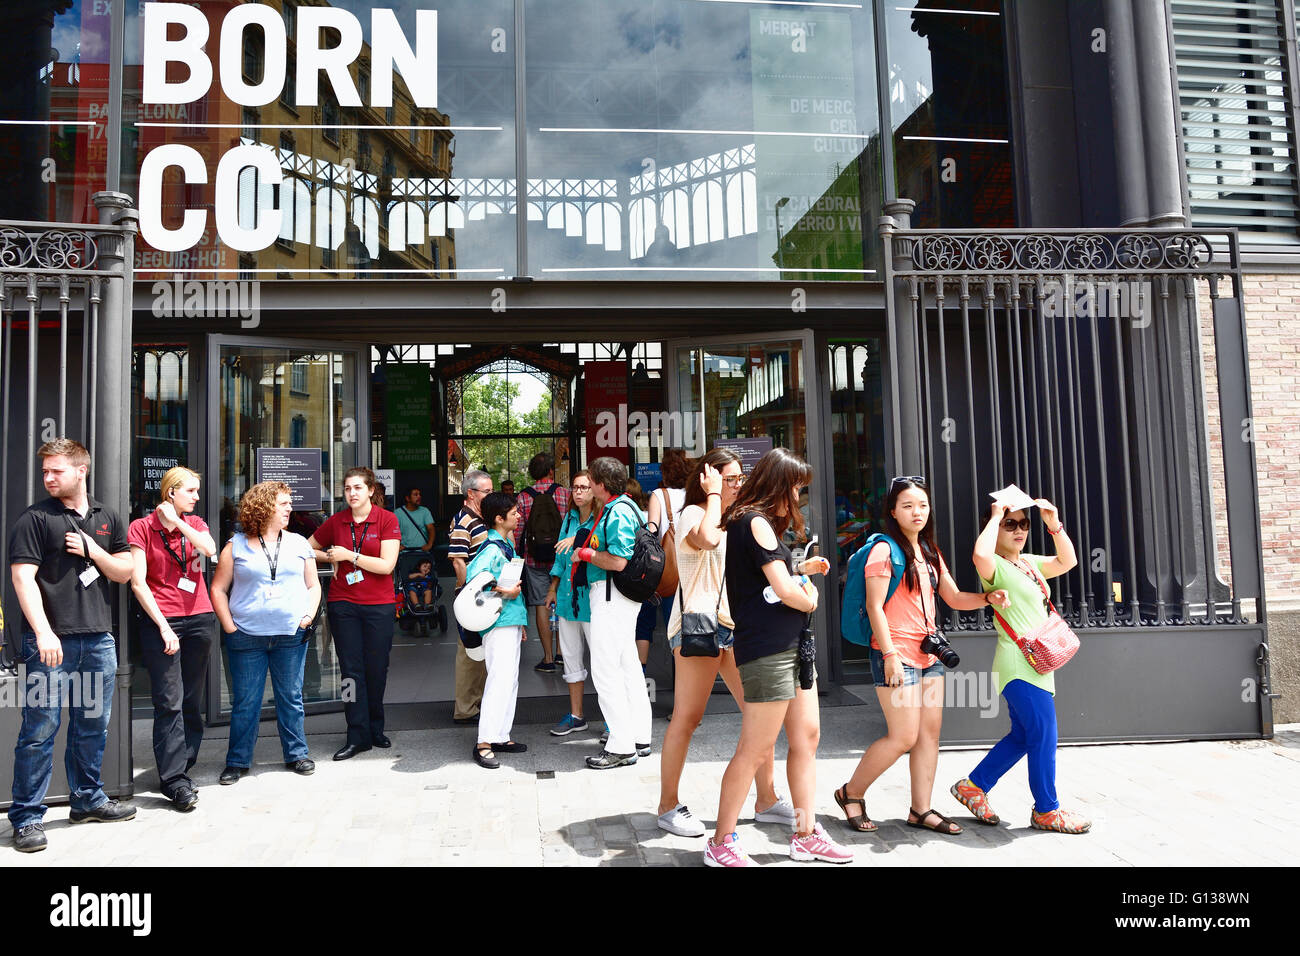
[919,631,959,668]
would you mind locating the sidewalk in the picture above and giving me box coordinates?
[8,710,1299,866]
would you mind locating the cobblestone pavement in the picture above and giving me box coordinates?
[6,714,1298,866]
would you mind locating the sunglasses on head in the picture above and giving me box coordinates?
[890,475,927,490]
[1000,517,1031,532]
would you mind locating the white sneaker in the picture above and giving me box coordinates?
[754,795,798,826]
[657,804,706,838]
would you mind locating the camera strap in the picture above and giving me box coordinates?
[921,558,939,634]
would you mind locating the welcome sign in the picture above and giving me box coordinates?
[136,2,437,253]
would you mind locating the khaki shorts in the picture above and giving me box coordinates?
[738,646,813,703]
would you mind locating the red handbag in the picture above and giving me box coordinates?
[991,559,1080,674]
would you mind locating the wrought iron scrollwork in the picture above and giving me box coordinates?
[894,229,1220,274]
[0,228,99,271]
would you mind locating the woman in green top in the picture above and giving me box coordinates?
[545,470,598,737]
[950,498,1092,834]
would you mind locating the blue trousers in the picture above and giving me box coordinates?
[969,678,1059,813]
[9,632,117,828]
[224,629,309,768]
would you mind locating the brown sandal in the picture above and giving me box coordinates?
[907,808,962,835]
[834,784,878,832]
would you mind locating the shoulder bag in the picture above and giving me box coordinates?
[990,559,1080,674]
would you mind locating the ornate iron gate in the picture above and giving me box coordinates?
[879,198,1274,741]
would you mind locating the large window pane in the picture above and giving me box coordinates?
[886,0,1014,227]
[0,0,114,222]
[124,0,516,280]
[525,0,882,279]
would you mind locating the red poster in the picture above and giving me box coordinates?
[583,360,629,465]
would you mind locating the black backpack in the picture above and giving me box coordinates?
[522,484,563,564]
[599,496,665,604]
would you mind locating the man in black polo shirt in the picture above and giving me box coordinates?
[7,438,135,852]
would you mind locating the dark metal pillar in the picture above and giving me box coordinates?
[880,198,922,474]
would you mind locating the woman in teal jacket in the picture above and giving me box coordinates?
[545,470,598,736]
[466,492,528,769]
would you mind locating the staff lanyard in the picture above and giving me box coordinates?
[158,527,189,577]
[258,531,283,581]
[348,520,371,573]
[62,513,94,572]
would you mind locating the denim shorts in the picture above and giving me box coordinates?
[668,623,733,652]
[869,647,944,687]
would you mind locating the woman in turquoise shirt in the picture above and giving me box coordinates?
[545,470,597,737]
[466,492,528,769]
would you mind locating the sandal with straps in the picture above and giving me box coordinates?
[907,808,963,835]
[833,784,878,832]
[473,745,500,769]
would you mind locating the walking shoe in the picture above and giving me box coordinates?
[1030,807,1092,834]
[69,799,137,824]
[789,823,854,864]
[169,784,199,813]
[636,742,652,757]
[951,777,1000,825]
[754,795,798,826]
[657,804,707,837]
[599,727,609,746]
[554,652,564,665]
[550,713,589,736]
[219,766,248,785]
[704,832,755,867]
[13,822,47,853]
[286,759,316,775]
[534,659,558,674]
[584,750,637,770]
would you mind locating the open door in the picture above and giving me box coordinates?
[664,330,835,683]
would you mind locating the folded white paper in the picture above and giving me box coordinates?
[496,557,525,590]
[989,483,1037,513]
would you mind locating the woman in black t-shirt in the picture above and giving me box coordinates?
[704,448,852,868]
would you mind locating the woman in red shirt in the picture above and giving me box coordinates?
[128,466,217,812]
[309,467,401,760]
[833,476,1008,835]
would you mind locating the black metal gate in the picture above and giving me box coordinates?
[0,193,138,806]
[879,198,1274,742]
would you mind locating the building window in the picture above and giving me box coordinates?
[322,95,340,144]
[1173,0,1300,239]
[291,415,308,446]
[242,108,258,141]
[382,150,396,180]
[358,70,370,104]
[243,29,263,84]
[385,105,395,125]
[238,254,256,281]
[291,362,308,394]
[358,130,372,170]
[283,1,296,37]
[282,57,297,111]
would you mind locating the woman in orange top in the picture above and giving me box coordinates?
[833,476,1008,835]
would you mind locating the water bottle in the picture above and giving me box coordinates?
[764,575,809,604]
[549,601,559,631]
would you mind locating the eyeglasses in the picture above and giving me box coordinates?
[890,475,926,489]
[572,483,592,491]
[722,475,746,487]
[1000,517,1031,532]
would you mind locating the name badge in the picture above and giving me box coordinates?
[78,566,100,588]
[177,577,198,593]
[345,570,364,586]
[263,583,281,601]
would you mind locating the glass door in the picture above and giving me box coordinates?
[206,336,369,719]
[664,331,833,680]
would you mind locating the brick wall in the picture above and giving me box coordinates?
[1236,275,1300,606]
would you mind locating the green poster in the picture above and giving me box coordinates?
[751,9,865,278]
[385,364,432,469]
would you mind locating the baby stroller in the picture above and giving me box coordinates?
[395,549,448,636]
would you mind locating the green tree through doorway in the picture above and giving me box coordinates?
[460,373,556,491]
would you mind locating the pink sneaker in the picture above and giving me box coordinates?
[704,833,755,868]
[789,823,854,864]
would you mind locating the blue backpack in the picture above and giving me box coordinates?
[840,533,907,646]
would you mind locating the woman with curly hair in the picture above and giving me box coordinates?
[210,481,321,785]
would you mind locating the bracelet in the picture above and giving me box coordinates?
[707,492,722,498]
[576,547,595,563]
[881,650,899,659]
[983,591,992,604]
[1048,525,1064,535]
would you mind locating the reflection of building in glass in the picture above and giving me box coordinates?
[132,0,457,279]
[776,142,881,278]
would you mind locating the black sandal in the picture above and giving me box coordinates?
[907,808,962,835]
[492,741,527,753]
[834,784,878,832]
[474,745,500,769]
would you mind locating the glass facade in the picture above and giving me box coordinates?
[2,1,1015,277]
